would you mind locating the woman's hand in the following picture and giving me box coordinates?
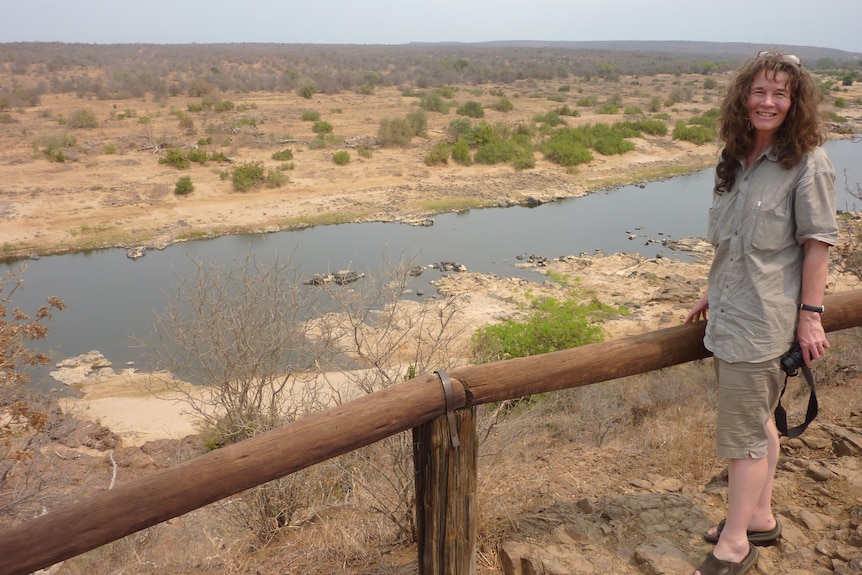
[797,311,829,367]
[685,290,709,323]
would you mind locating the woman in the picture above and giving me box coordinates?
[685,51,838,575]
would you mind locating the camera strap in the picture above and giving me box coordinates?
[774,364,818,438]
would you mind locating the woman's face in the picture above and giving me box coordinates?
[747,69,792,138]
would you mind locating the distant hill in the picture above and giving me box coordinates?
[444,40,862,62]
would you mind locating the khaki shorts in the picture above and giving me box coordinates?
[714,357,782,459]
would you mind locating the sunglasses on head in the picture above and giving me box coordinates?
[757,51,802,67]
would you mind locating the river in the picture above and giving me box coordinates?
[4,139,859,392]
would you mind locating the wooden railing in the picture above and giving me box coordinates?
[1,290,860,575]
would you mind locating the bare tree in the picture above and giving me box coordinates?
[145,251,327,445]
[144,251,471,544]
[311,254,470,541]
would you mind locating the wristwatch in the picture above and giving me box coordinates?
[799,303,825,314]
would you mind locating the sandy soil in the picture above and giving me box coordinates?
[4,72,861,446]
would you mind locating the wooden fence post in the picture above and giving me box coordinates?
[413,406,477,575]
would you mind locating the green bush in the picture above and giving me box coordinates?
[298,82,317,99]
[209,150,229,162]
[513,123,537,138]
[439,86,456,99]
[357,146,372,159]
[491,98,514,112]
[266,169,288,187]
[312,120,333,134]
[232,161,265,191]
[174,176,194,195]
[542,128,593,167]
[533,111,566,127]
[511,145,536,171]
[825,111,847,123]
[623,106,643,116]
[405,109,428,137]
[448,117,473,139]
[174,111,194,131]
[672,121,715,145]
[456,101,484,118]
[235,117,258,128]
[42,148,67,162]
[597,103,619,115]
[378,117,414,147]
[159,148,190,170]
[423,142,450,165]
[214,100,235,113]
[615,119,667,137]
[271,149,294,161]
[420,92,449,114]
[465,122,490,145]
[451,139,472,166]
[332,150,350,165]
[474,140,517,165]
[300,110,320,121]
[308,137,328,149]
[592,132,635,155]
[187,148,208,164]
[555,105,580,117]
[469,278,624,364]
[688,108,720,127]
[103,143,117,155]
[68,108,99,129]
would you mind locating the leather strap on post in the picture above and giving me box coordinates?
[435,370,460,449]
[774,365,818,439]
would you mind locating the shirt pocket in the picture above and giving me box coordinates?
[749,194,793,252]
[707,195,734,247]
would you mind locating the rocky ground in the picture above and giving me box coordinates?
[496,412,862,575]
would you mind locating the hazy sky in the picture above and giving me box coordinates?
[2,0,861,54]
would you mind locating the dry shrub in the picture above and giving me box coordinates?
[62,505,240,574]
[244,504,409,575]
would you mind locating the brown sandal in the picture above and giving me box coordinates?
[703,517,782,545]
[694,543,758,575]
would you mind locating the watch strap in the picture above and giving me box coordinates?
[799,303,824,314]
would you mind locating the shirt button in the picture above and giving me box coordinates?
[734,231,738,236]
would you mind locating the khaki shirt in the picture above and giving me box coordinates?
[704,146,837,363]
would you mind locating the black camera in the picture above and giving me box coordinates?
[780,341,804,376]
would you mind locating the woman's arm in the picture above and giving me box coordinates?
[796,239,831,366]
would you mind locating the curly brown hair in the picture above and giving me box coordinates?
[714,52,825,194]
